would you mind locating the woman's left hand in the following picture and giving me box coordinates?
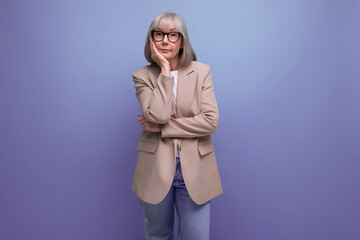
[138,114,162,132]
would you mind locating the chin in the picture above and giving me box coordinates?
[163,55,171,61]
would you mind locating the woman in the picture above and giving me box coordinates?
[132,12,223,240]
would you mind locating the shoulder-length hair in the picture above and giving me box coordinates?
[144,12,197,69]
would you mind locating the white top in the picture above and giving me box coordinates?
[170,70,180,158]
[170,70,178,103]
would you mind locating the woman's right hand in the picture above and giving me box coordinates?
[149,37,170,71]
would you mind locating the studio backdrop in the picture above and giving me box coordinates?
[0,0,359,239]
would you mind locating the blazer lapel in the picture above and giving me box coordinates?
[175,64,195,152]
[176,64,195,118]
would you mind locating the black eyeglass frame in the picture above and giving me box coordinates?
[150,30,182,43]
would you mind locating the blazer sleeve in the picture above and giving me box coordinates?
[133,70,174,124]
[160,67,219,138]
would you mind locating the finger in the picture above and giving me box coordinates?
[139,118,147,124]
[149,122,159,127]
[149,124,161,130]
[141,119,150,127]
[150,37,155,47]
[139,120,146,127]
[138,118,146,126]
[150,39,155,52]
[151,40,159,54]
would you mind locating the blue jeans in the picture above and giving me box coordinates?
[139,157,211,240]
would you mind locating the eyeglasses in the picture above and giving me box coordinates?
[151,30,182,43]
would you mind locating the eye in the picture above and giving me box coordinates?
[154,31,163,36]
[170,33,179,37]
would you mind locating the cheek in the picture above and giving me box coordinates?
[173,44,182,53]
[154,42,162,49]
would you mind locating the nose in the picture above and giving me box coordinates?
[162,34,170,44]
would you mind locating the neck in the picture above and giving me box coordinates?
[169,57,179,71]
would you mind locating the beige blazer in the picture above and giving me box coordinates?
[131,60,223,205]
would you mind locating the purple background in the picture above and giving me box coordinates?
[1,0,359,239]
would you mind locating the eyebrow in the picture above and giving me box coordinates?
[155,28,178,31]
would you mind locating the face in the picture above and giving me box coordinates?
[152,20,183,62]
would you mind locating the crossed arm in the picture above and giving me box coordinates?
[134,67,219,138]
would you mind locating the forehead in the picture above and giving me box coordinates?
[155,19,178,31]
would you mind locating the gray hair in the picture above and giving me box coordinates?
[144,12,197,69]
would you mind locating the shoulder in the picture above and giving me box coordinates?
[188,61,211,77]
[132,64,152,79]
[189,60,211,72]
[188,61,211,79]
